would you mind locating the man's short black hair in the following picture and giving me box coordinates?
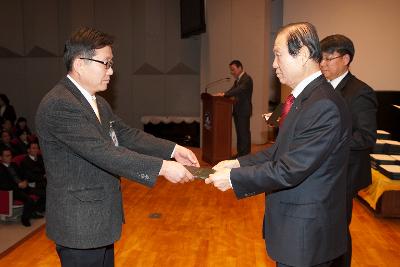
[0,146,12,156]
[27,141,40,150]
[320,34,355,64]
[229,60,243,69]
[278,22,322,63]
[64,27,114,72]
[0,94,10,105]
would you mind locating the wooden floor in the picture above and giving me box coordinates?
[1,144,400,267]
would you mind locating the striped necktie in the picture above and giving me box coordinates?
[90,96,101,123]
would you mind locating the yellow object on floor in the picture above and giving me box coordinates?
[359,168,400,209]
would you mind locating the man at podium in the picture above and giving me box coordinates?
[215,60,253,157]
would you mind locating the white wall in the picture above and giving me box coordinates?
[201,0,272,145]
[283,0,400,91]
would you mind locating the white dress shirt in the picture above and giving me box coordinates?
[67,75,101,122]
[291,71,322,98]
[328,71,348,89]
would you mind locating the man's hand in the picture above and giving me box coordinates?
[205,168,232,191]
[213,159,240,171]
[172,145,200,167]
[159,160,194,183]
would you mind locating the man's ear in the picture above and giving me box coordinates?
[73,58,84,75]
[342,54,351,66]
[299,46,310,65]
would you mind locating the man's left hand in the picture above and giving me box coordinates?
[205,168,232,191]
[172,145,200,167]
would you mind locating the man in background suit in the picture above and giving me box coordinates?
[206,22,351,266]
[20,141,46,190]
[320,34,378,267]
[215,60,253,157]
[36,27,199,267]
[0,147,43,226]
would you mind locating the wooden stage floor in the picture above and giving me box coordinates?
[1,145,399,266]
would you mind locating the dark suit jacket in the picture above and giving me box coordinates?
[35,77,176,249]
[20,155,46,188]
[0,162,24,191]
[336,72,377,195]
[224,72,253,117]
[230,75,351,266]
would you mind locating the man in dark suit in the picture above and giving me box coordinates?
[216,60,253,157]
[0,147,43,226]
[320,34,378,267]
[206,22,351,267]
[35,27,199,267]
[20,141,46,190]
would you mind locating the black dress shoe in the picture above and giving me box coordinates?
[21,217,31,227]
[31,212,44,219]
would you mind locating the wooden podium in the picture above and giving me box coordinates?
[201,93,234,164]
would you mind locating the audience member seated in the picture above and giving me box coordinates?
[0,130,18,156]
[21,142,46,191]
[12,130,30,155]
[0,147,44,227]
[15,117,32,136]
[15,116,38,143]
[0,94,17,126]
[2,119,16,138]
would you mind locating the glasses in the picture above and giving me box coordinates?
[321,55,343,62]
[80,58,114,69]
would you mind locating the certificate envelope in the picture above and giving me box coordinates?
[185,166,215,179]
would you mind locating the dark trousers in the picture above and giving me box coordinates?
[56,244,114,267]
[277,260,334,267]
[13,189,34,220]
[27,186,46,212]
[332,172,354,267]
[233,114,251,157]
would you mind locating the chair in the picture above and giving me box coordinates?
[12,154,27,166]
[0,190,24,222]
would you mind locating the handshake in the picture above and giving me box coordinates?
[159,145,239,191]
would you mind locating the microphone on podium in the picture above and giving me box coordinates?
[205,77,231,93]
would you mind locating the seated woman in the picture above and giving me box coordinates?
[15,117,32,136]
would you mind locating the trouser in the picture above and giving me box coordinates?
[13,189,34,220]
[277,259,334,267]
[56,244,115,267]
[27,186,46,212]
[332,172,355,267]
[233,114,251,157]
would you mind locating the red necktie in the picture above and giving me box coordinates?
[279,94,295,126]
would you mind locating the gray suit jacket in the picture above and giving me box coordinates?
[35,77,176,249]
[230,75,351,266]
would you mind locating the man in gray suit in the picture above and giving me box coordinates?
[35,27,199,267]
[206,22,351,266]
